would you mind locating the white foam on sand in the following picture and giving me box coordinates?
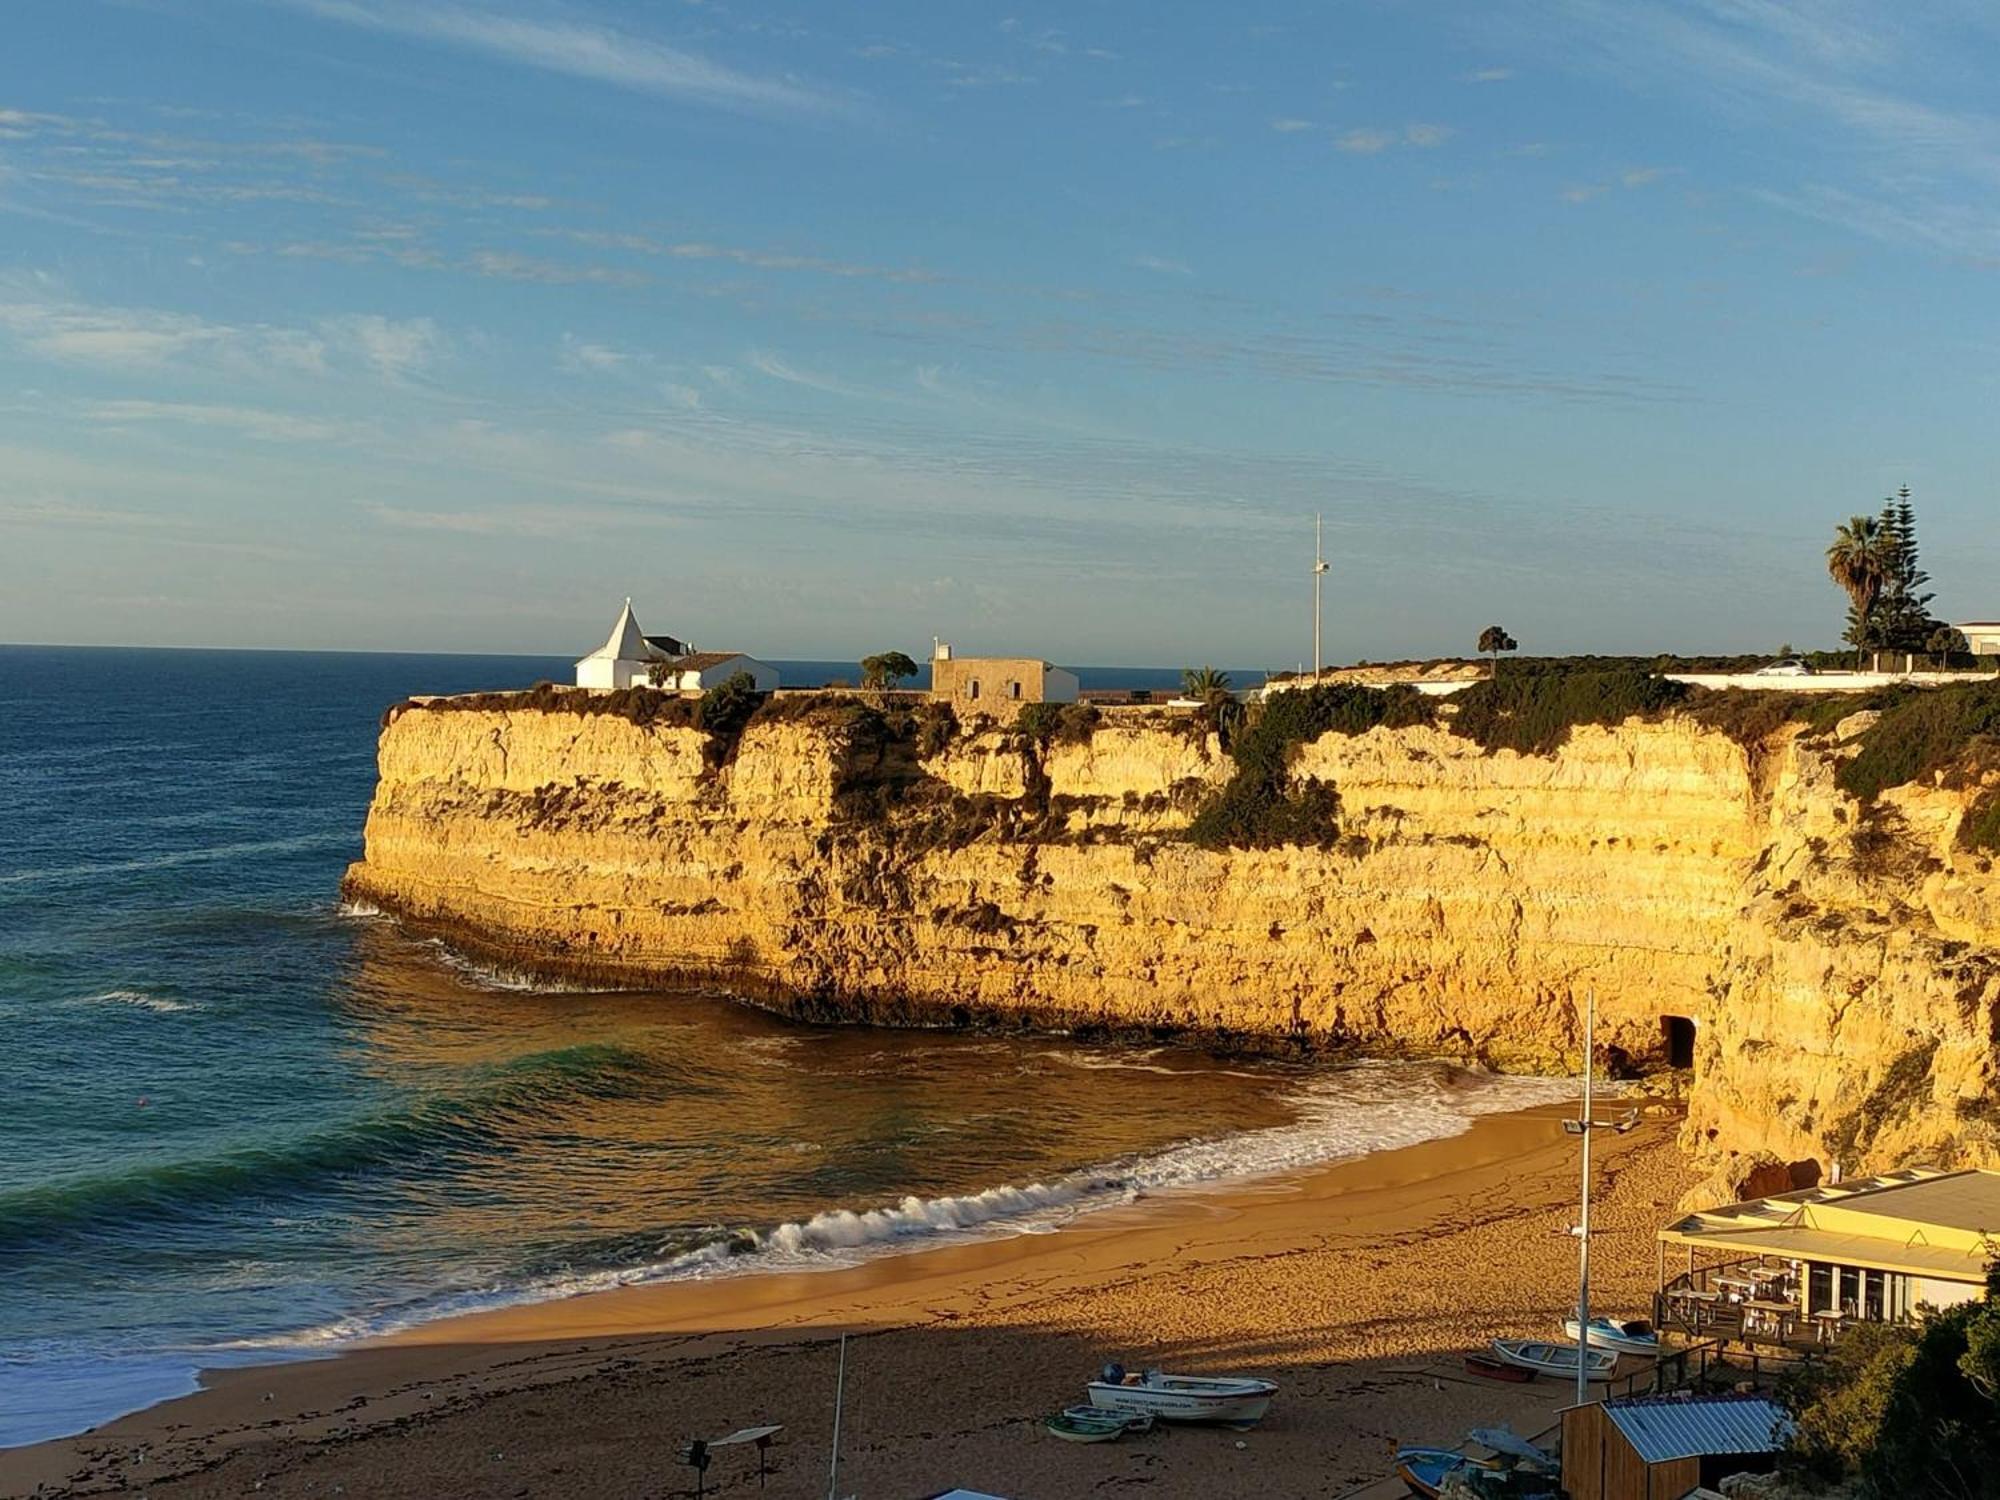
[264,1062,1587,1347]
[10,1061,1590,1445]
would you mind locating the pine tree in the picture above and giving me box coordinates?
[1872,485,1937,653]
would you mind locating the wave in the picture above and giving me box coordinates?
[424,939,598,995]
[240,1062,1584,1348]
[0,831,353,890]
[69,988,200,1015]
[337,898,385,919]
[0,1042,664,1252]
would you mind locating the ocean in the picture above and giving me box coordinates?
[0,645,1571,1449]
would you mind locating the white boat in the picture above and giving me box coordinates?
[1489,1339,1617,1379]
[1561,1316,1660,1356]
[1085,1365,1277,1425]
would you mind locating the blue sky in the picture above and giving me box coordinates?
[1,1,1995,667]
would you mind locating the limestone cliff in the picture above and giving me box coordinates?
[344,698,2000,1176]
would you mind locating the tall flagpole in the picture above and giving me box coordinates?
[1312,512,1329,680]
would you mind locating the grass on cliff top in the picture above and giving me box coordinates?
[1444,667,1691,756]
[392,681,705,728]
[1835,679,2000,851]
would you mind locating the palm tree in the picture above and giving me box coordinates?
[1826,515,1889,665]
[1182,666,1232,701]
[1181,666,1242,743]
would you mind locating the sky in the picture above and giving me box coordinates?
[1,1,1996,668]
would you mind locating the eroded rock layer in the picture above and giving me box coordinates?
[344,703,2000,1174]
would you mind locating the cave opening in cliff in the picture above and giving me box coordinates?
[1662,1014,1696,1069]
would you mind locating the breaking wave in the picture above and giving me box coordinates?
[252,1062,1583,1345]
[69,989,200,1015]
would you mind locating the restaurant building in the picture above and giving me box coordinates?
[1655,1167,1998,1346]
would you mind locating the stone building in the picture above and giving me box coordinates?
[927,641,1079,715]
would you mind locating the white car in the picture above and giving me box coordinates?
[1754,658,1816,677]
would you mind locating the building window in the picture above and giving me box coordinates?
[1009,680,1021,700]
[1808,1262,1833,1314]
[968,679,980,701]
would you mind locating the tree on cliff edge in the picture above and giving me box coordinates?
[1827,513,1889,665]
[860,651,919,690]
[1476,625,1517,678]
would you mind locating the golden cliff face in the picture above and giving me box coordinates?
[345,702,2000,1175]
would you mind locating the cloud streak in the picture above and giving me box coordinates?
[281,1,853,119]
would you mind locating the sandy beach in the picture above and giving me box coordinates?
[4,1099,1691,1499]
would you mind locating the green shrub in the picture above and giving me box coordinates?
[1186,685,1432,850]
[1013,700,1100,747]
[1446,668,1689,755]
[1782,1265,2000,1496]
[694,671,765,764]
[915,701,957,759]
[401,681,703,729]
[1961,793,2000,855]
[1838,680,2000,805]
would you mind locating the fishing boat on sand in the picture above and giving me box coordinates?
[1394,1430,1558,1499]
[1059,1406,1152,1433]
[1043,1412,1125,1443]
[1396,1446,1497,1496]
[1084,1365,1277,1425]
[1487,1339,1616,1379]
[1561,1315,1659,1355]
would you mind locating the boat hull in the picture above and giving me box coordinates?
[1561,1318,1660,1356]
[1463,1355,1535,1383]
[1489,1339,1617,1379]
[1085,1379,1276,1425]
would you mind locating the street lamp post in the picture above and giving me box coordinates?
[1562,985,1638,1407]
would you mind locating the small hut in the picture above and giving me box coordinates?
[1560,1395,1789,1500]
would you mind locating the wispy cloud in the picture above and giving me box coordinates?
[469,249,648,286]
[558,333,633,372]
[1540,1,2000,255]
[281,1,852,119]
[1129,253,1192,276]
[1269,117,1316,133]
[0,281,325,374]
[1334,124,1452,154]
[321,313,444,383]
[547,228,942,284]
[1335,128,1398,155]
[745,349,878,399]
[1464,67,1514,83]
[83,400,348,442]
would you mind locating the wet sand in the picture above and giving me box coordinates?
[4,1101,1692,1499]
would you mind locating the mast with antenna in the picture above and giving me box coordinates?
[1312,512,1330,680]
[1564,985,1638,1406]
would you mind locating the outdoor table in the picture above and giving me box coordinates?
[1742,1299,1796,1339]
[1669,1289,1721,1326]
[1714,1275,1757,1302]
[1811,1309,1846,1345]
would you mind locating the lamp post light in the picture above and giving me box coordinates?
[1312,512,1330,681]
[1563,985,1639,1407]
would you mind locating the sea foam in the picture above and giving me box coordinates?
[71,989,199,1015]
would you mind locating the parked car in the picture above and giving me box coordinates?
[1755,658,1817,676]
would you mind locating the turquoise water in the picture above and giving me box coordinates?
[0,645,1568,1448]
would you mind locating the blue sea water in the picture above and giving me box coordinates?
[0,645,1568,1449]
